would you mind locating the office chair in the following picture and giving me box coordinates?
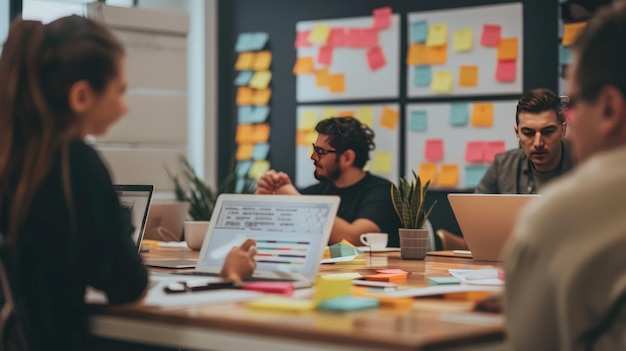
[0,234,30,351]
[436,229,469,251]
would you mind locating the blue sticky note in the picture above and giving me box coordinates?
[409,110,428,132]
[428,277,461,285]
[465,165,489,188]
[236,161,253,178]
[413,65,432,87]
[235,177,246,194]
[251,106,270,123]
[318,296,379,312]
[450,103,469,126]
[252,143,270,160]
[410,20,428,43]
[234,71,254,86]
[249,32,269,51]
[238,106,255,124]
[235,33,253,52]
[559,45,572,65]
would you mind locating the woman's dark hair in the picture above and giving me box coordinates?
[315,117,375,169]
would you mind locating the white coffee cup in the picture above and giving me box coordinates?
[184,221,210,250]
[360,233,388,250]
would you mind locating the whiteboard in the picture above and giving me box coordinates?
[295,104,400,188]
[407,3,523,97]
[295,15,400,102]
[405,100,519,189]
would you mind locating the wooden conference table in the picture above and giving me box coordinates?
[89,247,506,351]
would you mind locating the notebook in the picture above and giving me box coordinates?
[175,194,340,288]
[114,184,154,252]
[448,194,540,261]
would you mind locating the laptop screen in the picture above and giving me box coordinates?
[114,185,154,251]
[200,198,334,276]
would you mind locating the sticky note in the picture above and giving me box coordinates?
[235,33,253,52]
[450,103,469,126]
[252,51,272,71]
[327,28,346,47]
[248,297,316,312]
[426,23,447,47]
[365,273,408,282]
[413,65,432,87]
[315,68,331,87]
[458,65,479,87]
[317,45,333,66]
[356,107,375,128]
[437,164,459,187]
[314,276,352,303]
[372,151,392,174]
[296,130,317,146]
[485,141,506,162]
[496,60,516,82]
[428,277,461,285]
[308,23,331,45]
[480,24,501,47]
[465,141,486,162]
[249,71,272,89]
[373,6,392,29]
[453,28,473,52]
[418,163,438,184]
[236,124,253,143]
[498,37,518,61]
[431,71,453,93]
[236,160,252,178]
[251,106,270,123]
[425,139,444,161]
[471,103,494,127]
[234,71,254,86]
[318,296,379,312]
[249,32,269,51]
[248,160,270,179]
[292,57,314,75]
[236,87,254,105]
[409,110,427,132]
[235,52,255,70]
[338,110,354,118]
[346,28,378,48]
[377,269,407,274]
[299,110,319,130]
[426,45,447,64]
[380,107,399,130]
[328,74,345,93]
[562,22,587,46]
[253,88,272,105]
[465,165,489,188]
[254,123,271,143]
[252,143,270,160]
[294,30,311,49]
[367,46,386,71]
[559,45,572,65]
[410,20,428,43]
[320,273,362,280]
[236,143,253,160]
[238,106,254,124]
[322,108,339,120]
[407,44,428,65]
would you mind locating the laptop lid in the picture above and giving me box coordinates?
[144,202,190,242]
[194,194,340,283]
[114,184,154,252]
[448,194,539,261]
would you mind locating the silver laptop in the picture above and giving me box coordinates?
[175,194,340,288]
[114,184,154,252]
[448,194,540,261]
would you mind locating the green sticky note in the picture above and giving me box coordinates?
[428,276,461,285]
[414,65,432,87]
[450,103,469,126]
[318,296,379,312]
[410,110,428,132]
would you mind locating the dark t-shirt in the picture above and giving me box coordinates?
[0,140,148,350]
[301,173,402,247]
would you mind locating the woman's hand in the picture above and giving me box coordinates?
[219,238,257,284]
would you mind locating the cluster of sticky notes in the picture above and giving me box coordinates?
[407,20,452,93]
[465,141,506,163]
[364,269,408,282]
[559,21,586,66]
[417,162,459,187]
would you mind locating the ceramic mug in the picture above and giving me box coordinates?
[359,233,388,250]
[184,221,210,250]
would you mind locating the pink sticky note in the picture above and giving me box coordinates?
[485,141,506,162]
[480,24,501,47]
[496,60,516,82]
[367,46,386,71]
[465,141,486,162]
[317,45,333,66]
[373,7,392,30]
[347,28,378,48]
[377,269,407,274]
[425,139,444,161]
[327,28,347,47]
[295,30,312,48]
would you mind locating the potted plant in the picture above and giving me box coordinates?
[391,171,436,259]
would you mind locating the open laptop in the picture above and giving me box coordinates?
[114,184,154,252]
[172,194,340,288]
[448,194,540,261]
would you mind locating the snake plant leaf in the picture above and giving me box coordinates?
[391,171,436,229]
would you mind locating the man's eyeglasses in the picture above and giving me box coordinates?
[312,144,337,156]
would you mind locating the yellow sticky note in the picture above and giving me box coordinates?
[249,71,272,89]
[248,160,270,179]
[252,51,272,70]
[407,44,428,65]
[235,52,255,70]
[562,22,587,46]
[431,71,453,93]
[372,151,392,174]
[380,107,399,130]
[338,110,354,118]
[293,57,314,75]
[236,143,254,160]
[299,110,319,130]
[437,164,459,187]
[236,87,254,106]
[314,276,352,303]
[497,38,518,61]
[356,107,375,128]
[453,28,473,52]
[247,297,316,312]
[308,23,331,45]
[253,88,272,105]
[328,74,345,93]
[418,163,438,184]
[320,273,362,280]
[296,130,317,146]
[322,108,339,120]
[426,23,448,47]
[459,65,479,87]
[252,123,270,143]
[471,103,494,127]
[426,45,447,65]
[235,124,253,144]
[315,68,330,87]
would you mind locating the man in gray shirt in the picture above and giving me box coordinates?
[475,88,575,194]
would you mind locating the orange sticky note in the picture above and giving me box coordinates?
[292,57,314,75]
[253,51,272,70]
[418,163,438,184]
[236,143,254,160]
[407,44,428,65]
[459,65,479,87]
[338,110,354,118]
[427,45,447,65]
[236,87,254,105]
[497,38,518,61]
[328,74,345,93]
[562,22,587,46]
[253,88,272,105]
[296,130,317,146]
[471,103,494,127]
[315,68,330,87]
[380,107,399,130]
[252,123,271,143]
[236,124,253,143]
[235,52,255,71]
[437,164,459,187]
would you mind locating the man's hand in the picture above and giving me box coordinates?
[255,170,299,195]
[219,238,257,284]
[473,293,504,314]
